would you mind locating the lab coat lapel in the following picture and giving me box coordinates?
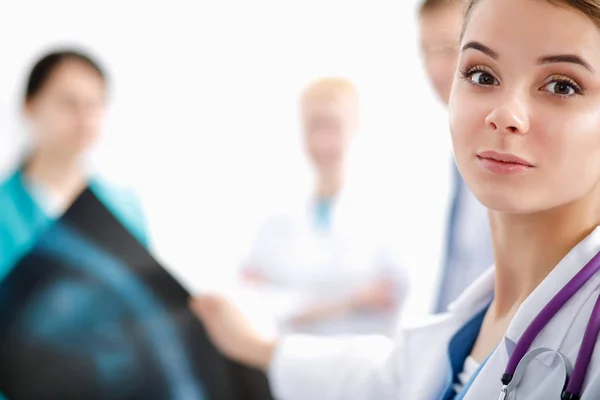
[503,227,600,362]
[402,269,495,399]
[463,226,600,400]
[447,267,495,314]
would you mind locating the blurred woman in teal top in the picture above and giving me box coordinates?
[0,49,149,287]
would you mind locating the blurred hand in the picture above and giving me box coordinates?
[241,267,267,284]
[190,294,276,371]
[351,278,396,312]
[289,278,397,328]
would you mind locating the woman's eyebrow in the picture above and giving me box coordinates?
[461,41,498,59]
[538,54,594,72]
[462,41,595,73]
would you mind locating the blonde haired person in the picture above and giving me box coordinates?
[242,77,408,336]
[193,0,600,398]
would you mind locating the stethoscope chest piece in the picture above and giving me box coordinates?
[501,347,572,399]
[497,386,508,400]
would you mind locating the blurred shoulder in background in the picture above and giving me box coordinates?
[418,0,494,313]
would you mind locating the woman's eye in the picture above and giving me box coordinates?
[543,81,577,96]
[469,71,497,86]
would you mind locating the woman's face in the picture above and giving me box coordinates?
[303,97,357,174]
[449,0,600,213]
[26,59,106,157]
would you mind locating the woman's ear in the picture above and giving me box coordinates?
[21,100,37,140]
[23,99,35,118]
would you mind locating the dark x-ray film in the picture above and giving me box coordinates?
[0,189,273,400]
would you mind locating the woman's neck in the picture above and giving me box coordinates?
[490,197,600,318]
[316,170,343,200]
[24,149,87,199]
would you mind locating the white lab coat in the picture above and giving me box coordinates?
[268,226,600,399]
[246,191,408,336]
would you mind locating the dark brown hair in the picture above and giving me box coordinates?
[420,0,461,13]
[25,49,106,103]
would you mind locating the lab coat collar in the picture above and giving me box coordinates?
[504,226,600,364]
[303,184,365,233]
[447,267,495,316]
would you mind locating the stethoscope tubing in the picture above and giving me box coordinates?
[501,251,600,398]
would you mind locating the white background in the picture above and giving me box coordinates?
[0,0,453,321]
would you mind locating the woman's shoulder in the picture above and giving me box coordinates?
[0,170,52,279]
[0,171,23,228]
[0,169,23,198]
[0,170,42,222]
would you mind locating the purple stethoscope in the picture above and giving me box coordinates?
[498,251,600,400]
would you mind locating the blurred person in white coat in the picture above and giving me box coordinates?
[241,77,409,336]
[192,0,600,398]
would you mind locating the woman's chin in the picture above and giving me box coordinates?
[471,190,538,215]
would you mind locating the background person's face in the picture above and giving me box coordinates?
[302,98,357,175]
[26,59,106,157]
[419,3,463,104]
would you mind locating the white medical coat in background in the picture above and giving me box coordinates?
[268,226,600,399]
[245,191,409,336]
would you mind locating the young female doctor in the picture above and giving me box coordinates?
[0,50,149,280]
[192,0,600,398]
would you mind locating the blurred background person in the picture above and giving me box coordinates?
[0,49,150,279]
[0,49,219,400]
[241,77,409,336]
[418,0,494,313]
